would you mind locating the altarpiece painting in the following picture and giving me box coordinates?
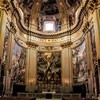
[37,52,61,90]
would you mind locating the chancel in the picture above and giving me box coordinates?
[0,0,100,100]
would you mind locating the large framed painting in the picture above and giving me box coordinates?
[10,42,26,84]
[72,41,87,82]
[37,52,61,89]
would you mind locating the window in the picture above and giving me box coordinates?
[43,21,55,32]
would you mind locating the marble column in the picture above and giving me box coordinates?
[92,8,100,94]
[85,33,94,94]
[93,9,100,59]
[0,10,7,59]
[61,47,73,92]
[26,48,37,92]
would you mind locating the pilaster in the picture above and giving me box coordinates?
[61,47,73,92]
[26,48,37,92]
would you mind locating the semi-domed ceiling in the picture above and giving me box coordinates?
[5,0,94,49]
[10,0,89,38]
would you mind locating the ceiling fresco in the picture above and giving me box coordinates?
[18,0,34,9]
[40,0,59,15]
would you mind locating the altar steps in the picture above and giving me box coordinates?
[0,97,98,100]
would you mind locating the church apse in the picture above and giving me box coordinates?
[37,52,61,90]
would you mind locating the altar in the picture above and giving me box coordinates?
[42,91,56,94]
[42,91,56,99]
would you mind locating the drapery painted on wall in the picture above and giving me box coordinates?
[72,41,87,82]
[10,42,26,84]
[37,52,61,89]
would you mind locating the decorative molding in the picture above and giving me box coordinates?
[88,0,98,13]
[45,46,53,51]
[26,41,38,48]
[61,41,73,48]
[0,1,10,13]
[10,22,16,33]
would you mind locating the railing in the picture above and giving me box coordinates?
[17,92,81,99]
